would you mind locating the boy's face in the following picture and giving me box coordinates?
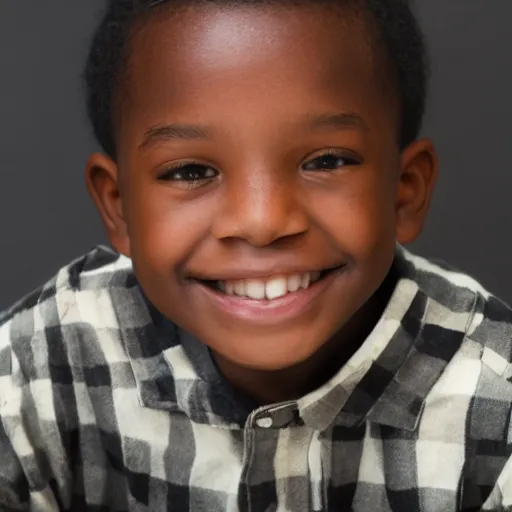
[87,4,437,370]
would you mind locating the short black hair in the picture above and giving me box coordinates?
[84,0,429,159]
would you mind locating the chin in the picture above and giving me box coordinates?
[218,339,323,372]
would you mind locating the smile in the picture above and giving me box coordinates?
[193,264,345,325]
[216,269,331,300]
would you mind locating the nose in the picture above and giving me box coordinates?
[211,172,309,247]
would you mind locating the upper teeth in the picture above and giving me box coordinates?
[219,272,321,300]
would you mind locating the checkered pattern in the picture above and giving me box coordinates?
[2,246,512,511]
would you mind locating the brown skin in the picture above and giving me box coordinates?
[86,5,438,405]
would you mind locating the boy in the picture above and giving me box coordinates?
[1,0,511,510]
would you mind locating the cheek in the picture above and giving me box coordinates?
[310,171,397,257]
[122,183,215,272]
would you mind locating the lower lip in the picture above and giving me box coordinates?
[193,269,343,325]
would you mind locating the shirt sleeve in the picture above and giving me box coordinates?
[0,413,31,510]
[0,317,68,512]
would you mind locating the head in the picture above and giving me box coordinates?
[85,0,438,371]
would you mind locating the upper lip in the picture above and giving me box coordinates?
[188,262,345,281]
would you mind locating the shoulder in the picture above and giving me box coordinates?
[1,245,135,321]
[400,247,512,363]
[397,248,512,406]
[0,246,141,382]
[400,248,512,434]
[400,250,512,502]
[0,246,137,508]
[1,245,134,324]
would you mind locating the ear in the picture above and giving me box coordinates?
[395,138,439,244]
[85,153,131,257]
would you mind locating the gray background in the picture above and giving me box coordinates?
[0,1,511,309]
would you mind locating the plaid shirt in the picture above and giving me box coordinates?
[2,246,512,512]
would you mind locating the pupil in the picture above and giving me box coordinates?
[321,156,340,168]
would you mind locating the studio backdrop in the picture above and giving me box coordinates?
[0,0,511,309]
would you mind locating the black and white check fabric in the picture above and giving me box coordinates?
[2,245,512,511]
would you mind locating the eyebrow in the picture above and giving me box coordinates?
[139,112,367,149]
[305,112,368,132]
[140,123,213,149]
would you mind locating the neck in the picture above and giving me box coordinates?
[214,265,398,406]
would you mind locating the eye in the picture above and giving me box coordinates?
[157,162,218,189]
[302,151,361,172]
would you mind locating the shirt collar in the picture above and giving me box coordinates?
[298,247,478,431]
[118,245,478,431]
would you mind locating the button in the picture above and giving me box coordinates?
[256,416,273,428]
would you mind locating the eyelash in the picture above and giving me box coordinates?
[301,149,361,172]
[157,150,361,189]
[157,162,218,189]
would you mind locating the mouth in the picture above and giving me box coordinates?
[197,265,344,301]
[190,263,346,325]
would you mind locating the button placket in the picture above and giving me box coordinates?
[252,403,300,429]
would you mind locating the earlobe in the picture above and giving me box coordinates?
[395,139,439,244]
[85,153,131,257]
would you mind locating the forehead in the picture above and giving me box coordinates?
[117,3,394,144]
